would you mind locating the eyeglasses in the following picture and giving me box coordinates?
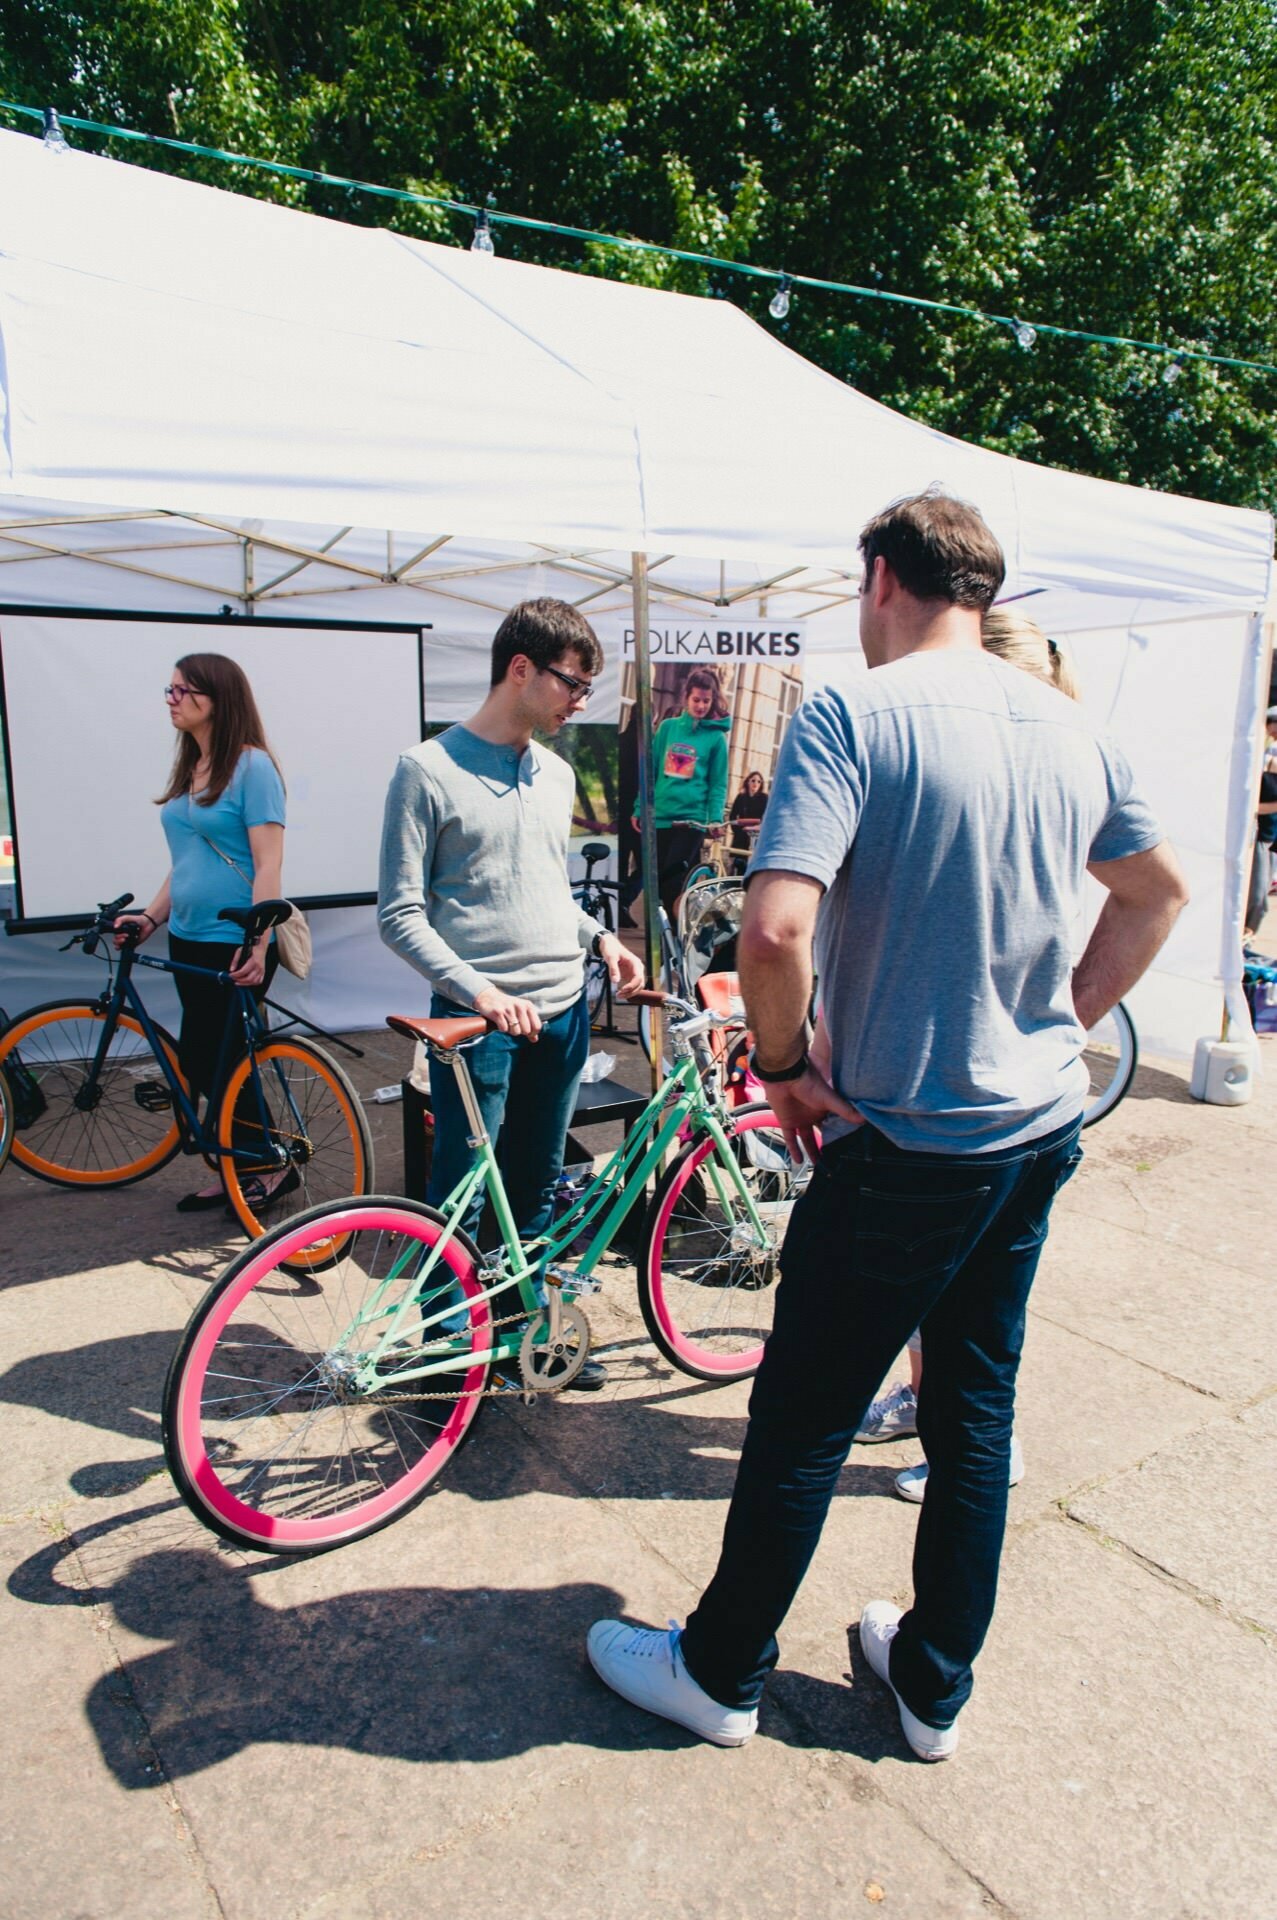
[540,663,594,704]
[164,682,201,703]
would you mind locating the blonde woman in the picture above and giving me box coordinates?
[981,606,1081,700]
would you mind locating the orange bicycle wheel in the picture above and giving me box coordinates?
[218,1036,373,1266]
[0,1000,184,1187]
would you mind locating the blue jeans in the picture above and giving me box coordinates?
[679,1113,1083,1727]
[426,990,592,1243]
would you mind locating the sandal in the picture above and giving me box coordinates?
[229,1166,301,1214]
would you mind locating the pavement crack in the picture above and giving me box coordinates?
[58,1517,229,1919]
[1059,1507,1276,1644]
[1026,1305,1226,1400]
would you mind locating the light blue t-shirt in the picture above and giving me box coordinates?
[749,652,1163,1152]
[162,747,286,944]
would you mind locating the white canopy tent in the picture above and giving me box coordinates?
[0,127,1271,1059]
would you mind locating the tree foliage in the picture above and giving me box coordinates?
[3,0,1274,511]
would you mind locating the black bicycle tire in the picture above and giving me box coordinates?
[0,1064,14,1176]
[1081,1000,1139,1128]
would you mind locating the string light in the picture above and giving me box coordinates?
[1162,358,1183,385]
[768,273,792,321]
[2,99,1273,380]
[41,108,68,153]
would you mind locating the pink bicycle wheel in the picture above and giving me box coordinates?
[638,1106,812,1382]
[163,1197,492,1553]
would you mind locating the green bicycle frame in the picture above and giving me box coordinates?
[351,1040,769,1391]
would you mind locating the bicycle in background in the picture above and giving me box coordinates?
[1081,1000,1138,1125]
[0,893,373,1259]
[0,1064,12,1176]
[573,838,620,1025]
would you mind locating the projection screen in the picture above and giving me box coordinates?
[0,608,426,924]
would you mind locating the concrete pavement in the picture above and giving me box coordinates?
[0,1013,1273,1919]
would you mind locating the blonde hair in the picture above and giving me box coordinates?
[981,608,1081,702]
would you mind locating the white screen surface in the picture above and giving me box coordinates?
[0,611,424,919]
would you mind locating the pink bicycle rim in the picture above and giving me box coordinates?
[177,1206,489,1546]
[647,1117,781,1375]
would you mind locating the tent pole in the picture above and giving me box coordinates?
[631,551,663,1088]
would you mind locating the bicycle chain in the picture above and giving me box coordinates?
[364,1308,571,1405]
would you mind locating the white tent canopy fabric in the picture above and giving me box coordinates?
[0,127,1272,1062]
[0,130,1270,613]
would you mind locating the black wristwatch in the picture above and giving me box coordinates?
[590,930,606,957]
[749,1046,810,1084]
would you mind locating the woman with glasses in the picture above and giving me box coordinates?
[114,654,289,1213]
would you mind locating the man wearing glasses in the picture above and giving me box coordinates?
[378,598,643,1389]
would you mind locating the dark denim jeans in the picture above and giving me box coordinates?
[679,1112,1083,1727]
[426,989,592,1242]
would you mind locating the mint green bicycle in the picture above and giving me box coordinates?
[162,991,809,1554]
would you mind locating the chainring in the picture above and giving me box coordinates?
[518,1302,591,1392]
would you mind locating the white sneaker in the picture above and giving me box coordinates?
[858,1600,959,1761]
[894,1434,1025,1504]
[586,1619,758,1747]
[855,1381,918,1444]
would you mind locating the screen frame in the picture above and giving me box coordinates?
[0,604,430,934]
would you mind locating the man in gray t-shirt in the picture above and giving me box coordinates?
[587,492,1187,1757]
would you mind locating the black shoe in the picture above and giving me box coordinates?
[231,1166,302,1215]
[564,1359,608,1392]
[176,1187,229,1213]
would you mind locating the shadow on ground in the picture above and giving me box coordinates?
[8,1511,910,1785]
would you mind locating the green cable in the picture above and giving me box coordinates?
[4,97,1274,378]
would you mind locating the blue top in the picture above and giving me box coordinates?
[749,652,1162,1153]
[161,747,287,944]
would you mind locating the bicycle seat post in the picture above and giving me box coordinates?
[432,1040,490,1149]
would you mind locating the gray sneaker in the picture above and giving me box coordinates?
[855,1381,918,1444]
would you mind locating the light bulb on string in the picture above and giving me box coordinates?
[42,108,69,153]
[470,208,495,255]
[1162,358,1183,385]
[769,273,792,321]
[1010,318,1036,352]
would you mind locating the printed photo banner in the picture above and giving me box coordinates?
[420,609,862,861]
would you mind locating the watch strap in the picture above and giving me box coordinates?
[749,1046,810,1084]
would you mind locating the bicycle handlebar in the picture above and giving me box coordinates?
[63,892,136,956]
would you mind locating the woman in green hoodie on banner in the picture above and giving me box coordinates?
[640,665,732,918]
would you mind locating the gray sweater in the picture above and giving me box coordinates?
[377,726,602,1017]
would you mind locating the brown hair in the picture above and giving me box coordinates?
[490,597,604,685]
[981,609,1081,702]
[682,665,730,720]
[859,489,1005,611]
[157,653,282,807]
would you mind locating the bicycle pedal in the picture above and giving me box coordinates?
[545,1264,600,1295]
[133,1080,174,1114]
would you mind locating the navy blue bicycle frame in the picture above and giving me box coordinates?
[87,942,289,1167]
